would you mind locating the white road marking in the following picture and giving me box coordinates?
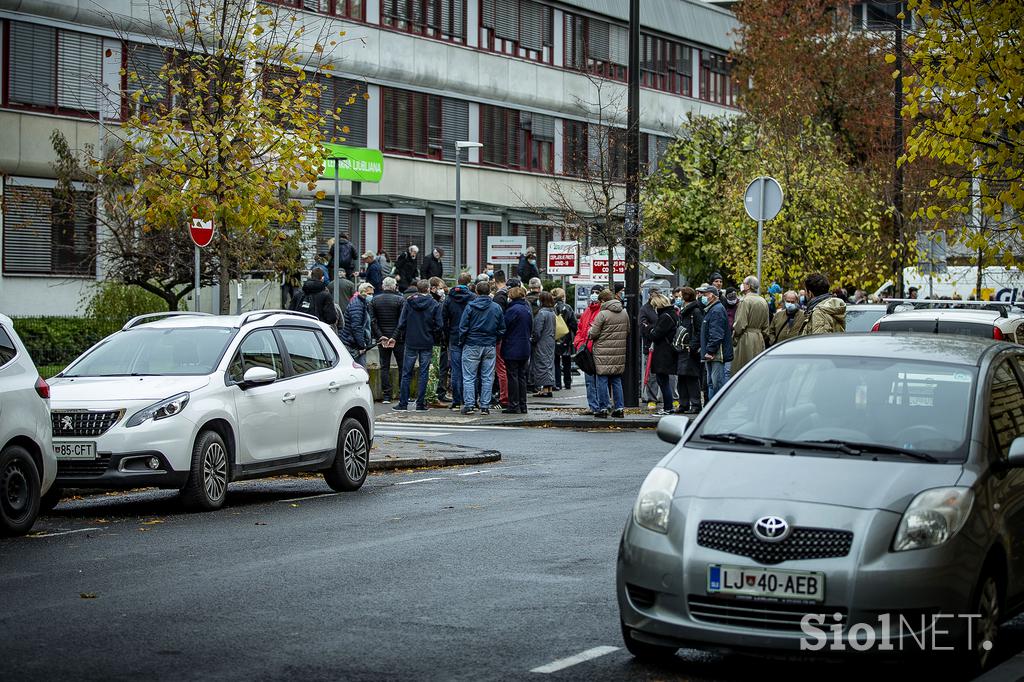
[376,429,452,437]
[456,469,493,476]
[374,423,522,431]
[394,477,444,486]
[279,492,341,503]
[530,646,620,674]
[30,527,102,538]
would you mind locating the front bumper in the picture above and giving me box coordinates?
[617,497,982,655]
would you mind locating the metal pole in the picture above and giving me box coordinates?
[622,0,641,408]
[756,177,765,287]
[194,245,200,313]
[455,147,462,276]
[893,19,905,298]
[333,157,340,303]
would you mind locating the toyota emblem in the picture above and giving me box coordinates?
[60,415,75,431]
[753,516,790,542]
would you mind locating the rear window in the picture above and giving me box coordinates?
[846,308,885,332]
[878,318,995,338]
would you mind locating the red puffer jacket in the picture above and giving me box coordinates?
[573,302,601,351]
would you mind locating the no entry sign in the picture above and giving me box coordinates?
[189,217,215,248]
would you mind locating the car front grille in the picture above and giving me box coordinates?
[57,455,112,477]
[51,410,122,437]
[688,595,847,632]
[697,521,853,565]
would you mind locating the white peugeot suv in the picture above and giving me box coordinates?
[0,313,56,535]
[47,311,374,511]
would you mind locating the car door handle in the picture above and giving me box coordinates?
[328,382,341,393]
[282,393,296,403]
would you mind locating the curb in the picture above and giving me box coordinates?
[519,417,658,429]
[975,653,1024,681]
[368,449,501,471]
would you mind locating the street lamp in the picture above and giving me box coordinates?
[454,141,483,276]
[326,153,346,303]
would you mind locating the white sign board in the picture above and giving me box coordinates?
[486,236,527,266]
[546,240,579,275]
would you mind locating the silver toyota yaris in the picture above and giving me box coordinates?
[618,334,1024,673]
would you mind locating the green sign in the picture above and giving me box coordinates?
[320,143,384,183]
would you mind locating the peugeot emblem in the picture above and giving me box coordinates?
[753,516,790,542]
[60,415,75,431]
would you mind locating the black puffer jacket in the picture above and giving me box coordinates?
[370,290,405,341]
[289,280,338,326]
[395,252,420,286]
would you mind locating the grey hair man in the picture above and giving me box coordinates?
[742,275,760,294]
[732,275,769,374]
[370,275,406,403]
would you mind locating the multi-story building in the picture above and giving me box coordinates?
[0,0,737,315]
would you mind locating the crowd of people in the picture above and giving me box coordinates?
[287,239,850,417]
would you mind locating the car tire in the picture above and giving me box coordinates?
[180,430,229,511]
[323,418,369,492]
[0,444,41,536]
[40,486,63,513]
[963,568,1002,674]
[620,620,678,661]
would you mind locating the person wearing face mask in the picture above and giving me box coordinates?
[639,289,664,407]
[424,247,445,280]
[732,275,769,374]
[518,247,540,282]
[696,284,733,400]
[574,285,605,416]
[768,290,805,346]
[340,282,375,368]
[674,287,704,413]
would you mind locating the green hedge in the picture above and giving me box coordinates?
[12,317,123,378]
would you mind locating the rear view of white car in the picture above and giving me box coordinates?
[0,313,56,536]
[47,311,374,511]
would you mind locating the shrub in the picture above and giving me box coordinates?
[83,283,167,327]
[13,316,122,378]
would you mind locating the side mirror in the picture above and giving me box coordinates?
[1007,437,1024,469]
[241,366,277,388]
[657,415,690,446]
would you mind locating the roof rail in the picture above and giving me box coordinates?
[237,309,319,327]
[882,298,1014,317]
[122,312,213,331]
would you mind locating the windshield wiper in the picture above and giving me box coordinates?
[700,432,781,447]
[802,439,939,463]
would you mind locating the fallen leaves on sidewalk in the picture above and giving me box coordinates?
[79,592,97,599]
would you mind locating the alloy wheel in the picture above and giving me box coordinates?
[2,460,30,519]
[343,428,368,481]
[976,576,1000,669]
[202,442,228,502]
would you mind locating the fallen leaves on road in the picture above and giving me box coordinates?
[141,519,163,526]
[289,503,299,508]
[79,592,97,599]
[254,521,267,526]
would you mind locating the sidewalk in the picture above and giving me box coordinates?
[370,436,501,470]
[375,382,663,429]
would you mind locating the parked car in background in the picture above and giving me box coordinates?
[872,305,1024,343]
[0,313,56,536]
[47,311,374,511]
[843,303,888,333]
[619,334,1024,673]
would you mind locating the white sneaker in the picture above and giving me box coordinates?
[382,399,392,404]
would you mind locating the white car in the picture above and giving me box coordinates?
[47,311,374,511]
[0,313,56,535]
[872,304,1024,343]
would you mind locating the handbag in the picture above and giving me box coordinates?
[554,313,570,340]
[573,344,597,375]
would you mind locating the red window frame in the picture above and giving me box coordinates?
[381,87,444,160]
[478,0,553,65]
[563,13,626,83]
[561,119,588,178]
[381,0,467,44]
[699,49,736,107]
[262,0,365,19]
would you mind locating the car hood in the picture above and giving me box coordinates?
[668,447,964,512]
[49,375,212,403]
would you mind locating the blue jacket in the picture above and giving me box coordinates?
[363,260,384,293]
[443,286,476,347]
[700,300,734,363]
[340,294,372,350]
[396,294,442,351]
[501,298,533,361]
[459,295,506,348]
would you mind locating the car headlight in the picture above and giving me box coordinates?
[633,467,679,534]
[893,487,974,552]
[126,392,190,428]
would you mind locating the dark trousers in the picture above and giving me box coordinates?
[435,344,449,400]
[554,355,573,390]
[656,373,673,412]
[506,358,529,411]
[379,344,404,400]
[678,374,701,409]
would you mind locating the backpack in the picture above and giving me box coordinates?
[672,323,690,352]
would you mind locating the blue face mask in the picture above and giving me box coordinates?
[784,302,798,314]
[699,295,709,307]
[674,298,684,308]
[799,295,806,305]
[364,294,373,303]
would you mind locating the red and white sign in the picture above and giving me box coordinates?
[486,236,527,266]
[592,257,626,278]
[189,217,215,248]
[546,240,578,275]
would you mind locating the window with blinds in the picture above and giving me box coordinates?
[479,0,553,63]
[640,133,672,175]
[641,34,692,97]
[562,119,588,177]
[125,42,170,117]
[5,22,103,114]
[381,0,465,43]
[3,184,95,276]
[563,13,627,81]
[479,221,502,273]
[382,87,467,160]
[588,125,627,181]
[379,215,426,272]
[318,75,369,146]
[431,217,456,274]
[480,105,554,173]
[699,50,736,107]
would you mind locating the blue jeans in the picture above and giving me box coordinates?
[584,372,600,412]
[399,348,433,408]
[462,345,496,409]
[449,345,464,405]
[596,374,624,412]
[707,361,726,400]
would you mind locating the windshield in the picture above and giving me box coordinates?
[63,327,235,377]
[845,308,886,332]
[694,355,976,462]
[878,318,995,338]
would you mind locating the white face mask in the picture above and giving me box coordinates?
[590,293,599,303]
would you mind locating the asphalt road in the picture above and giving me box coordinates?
[1,424,1019,680]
